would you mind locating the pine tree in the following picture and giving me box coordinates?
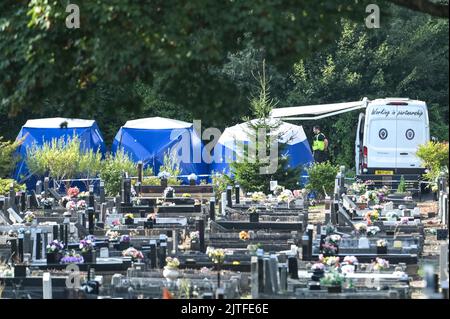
[231,61,302,193]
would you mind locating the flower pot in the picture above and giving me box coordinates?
[82,250,96,263]
[327,285,342,293]
[14,265,27,278]
[46,252,61,264]
[125,218,134,225]
[249,213,259,223]
[377,246,387,255]
[189,179,196,186]
[311,269,325,281]
[160,179,168,188]
[163,267,179,282]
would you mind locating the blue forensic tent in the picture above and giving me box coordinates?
[210,119,313,180]
[112,117,208,178]
[13,118,106,187]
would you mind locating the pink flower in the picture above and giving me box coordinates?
[67,187,80,198]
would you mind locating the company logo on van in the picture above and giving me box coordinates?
[371,107,424,118]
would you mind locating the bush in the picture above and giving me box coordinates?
[306,162,339,198]
[417,141,449,190]
[99,150,137,196]
[157,153,181,186]
[0,136,23,178]
[397,175,406,193]
[0,179,26,195]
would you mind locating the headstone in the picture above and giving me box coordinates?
[30,191,39,208]
[63,218,69,248]
[17,234,24,263]
[226,186,232,208]
[59,224,64,242]
[221,192,227,216]
[122,178,131,205]
[437,229,448,241]
[148,240,157,269]
[99,181,105,204]
[44,177,49,196]
[197,217,205,253]
[137,161,143,183]
[20,191,26,212]
[43,272,52,299]
[235,185,240,204]
[279,264,288,292]
[251,256,259,298]
[257,252,264,293]
[287,255,299,279]
[10,238,18,259]
[87,207,95,235]
[42,231,48,259]
[358,237,370,249]
[9,183,16,210]
[301,235,310,260]
[34,229,42,260]
[269,255,279,293]
[24,231,32,255]
[440,243,449,286]
[100,247,109,258]
[263,257,273,293]
[172,230,178,254]
[99,203,107,224]
[48,188,62,201]
[159,242,167,269]
[89,185,95,208]
[36,180,42,195]
[307,224,314,258]
[209,198,216,222]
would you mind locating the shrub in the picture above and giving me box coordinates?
[397,175,406,193]
[99,150,137,196]
[0,136,23,178]
[417,141,449,190]
[306,162,339,198]
[0,179,26,195]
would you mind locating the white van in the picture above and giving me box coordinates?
[355,98,430,180]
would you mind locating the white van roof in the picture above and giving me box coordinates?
[369,98,426,106]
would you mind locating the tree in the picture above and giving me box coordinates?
[231,61,302,193]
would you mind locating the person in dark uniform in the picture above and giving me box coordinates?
[312,125,329,163]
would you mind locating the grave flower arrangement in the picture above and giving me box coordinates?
[190,231,199,242]
[206,247,225,264]
[47,240,64,254]
[40,197,54,209]
[165,257,180,269]
[67,187,80,198]
[349,181,368,195]
[122,247,144,261]
[367,226,381,237]
[65,200,76,211]
[111,219,121,227]
[163,186,175,198]
[376,239,387,247]
[60,250,84,264]
[319,255,340,267]
[239,231,250,241]
[354,223,367,236]
[366,190,379,204]
[247,243,262,254]
[78,191,89,199]
[311,263,325,271]
[106,230,120,241]
[182,193,191,198]
[131,196,141,206]
[364,210,379,224]
[320,271,345,291]
[79,236,95,253]
[343,256,359,265]
[277,189,293,204]
[386,211,399,221]
[373,204,384,213]
[124,213,134,220]
[23,212,36,224]
[372,257,389,271]
[76,200,87,210]
[273,185,285,196]
[120,235,130,243]
[251,191,266,202]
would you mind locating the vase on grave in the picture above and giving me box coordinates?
[189,179,196,186]
[249,213,259,223]
[160,179,168,188]
[377,246,387,255]
[125,218,134,225]
[82,250,96,263]
[163,267,179,283]
[327,285,342,293]
[311,269,325,281]
[14,265,27,278]
[46,252,62,264]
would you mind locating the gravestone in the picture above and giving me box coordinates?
[221,192,227,216]
[287,255,299,279]
[358,237,370,249]
[172,230,178,254]
[20,191,26,212]
[48,188,62,201]
[279,264,288,292]
[100,203,107,224]
[9,183,17,211]
[87,207,95,235]
[44,177,49,196]
[88,185,95,208]
[18,234,24,262]
[269,255,279,293]
[36,180,42,195]
[257,252,264,293]
[34,229,42,260]
[440,243,449,286]
[24,231,32,255]
[437,229,448,241]
[263,257,273,293]
[43,272,52,299]
[100,247,109,258]
[307,224,314,258]
[226,186,232,208]
[235,185,240,204]
[149,240,157,268]
[99,181,105,204]
[42,231,48,259]
[137,161,143,183]
[30,191,40,208]
[63,218,70,248]
[196,217,205,253]
[159,242,167,269]
[301,235,310,260]
[251,256,259,298]
[209,198,216,222]
[122,178,131,205]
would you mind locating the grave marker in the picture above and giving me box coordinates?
[235,185,240,204]
[209,197,216,221]
[99,181,105,204]
[251,256,259,298]
[226,186,232,208]
[36,180,42,195]
[43,272,52,299]
[7,208,23,224]
[44,177,49,196]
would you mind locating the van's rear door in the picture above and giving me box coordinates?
[395,104,428,169]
